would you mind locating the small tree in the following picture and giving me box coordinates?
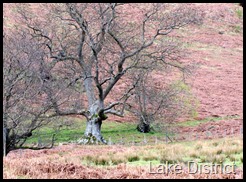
[125,30,198,133]
[5,3,203,145]
[128,67,197,133]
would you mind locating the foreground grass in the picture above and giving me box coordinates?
[4,136,243,179]
[80,136,243,168]
[20,136,245,168]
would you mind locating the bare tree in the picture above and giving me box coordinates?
[3,31,53,155]
[5,3,203,145]
[126,37,198,133]
[128,68,198,134]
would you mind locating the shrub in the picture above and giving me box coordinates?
[224,147,242,156]
[85,155,94,162]
[209,155,225,164]
[216,149,223,155]
[142,155,159,161]
[195,144,203,150]
[127,155,140,162]
[199,156,207,163]
[111,157,127,165]
[159,155,182,164]
[94,156,110,166]
[189,152,198,158]
[212,142,219,147]
[229,155,236,162]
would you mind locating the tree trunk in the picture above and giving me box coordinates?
[80,61,108,144]
[78,101,108,144]
[3,128,7,156]
[137,122,151,133]
[78,117,107,144]
[3,128,15,156]
[137,113,152,133]
[83,117,107,144]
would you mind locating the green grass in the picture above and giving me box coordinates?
[22,124,244,170]
[23,114,241,171]
[24,118,165,146]
[235,8,243,19]
[24,114,240,146]
[232,25,242,33]
[127,160,160,166]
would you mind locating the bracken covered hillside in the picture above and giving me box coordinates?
[114,3,243,125]
[3,3,243,179]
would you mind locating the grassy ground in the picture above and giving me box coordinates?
[4,136,243,179]
[80,136,243,168]
[24,115,240,146]
[23,115,243,173]
[6,116,243,179]
[24,118,166,146]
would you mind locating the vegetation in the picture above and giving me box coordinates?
[24,119,165,146]
[22,113,240,147]
[176,115,240,127]
[82,136,243,167]
[3,3,204,155]
[235,8,243,19]
[3,136,243,179]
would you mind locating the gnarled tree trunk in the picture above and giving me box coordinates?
[77,65,108,144]
[78,99,108,144]
[83,117,107,144]
[78,115,108,144]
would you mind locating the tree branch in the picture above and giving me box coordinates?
[41,109,88,119]
[21,133,56,150]
[104,109,124,117]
